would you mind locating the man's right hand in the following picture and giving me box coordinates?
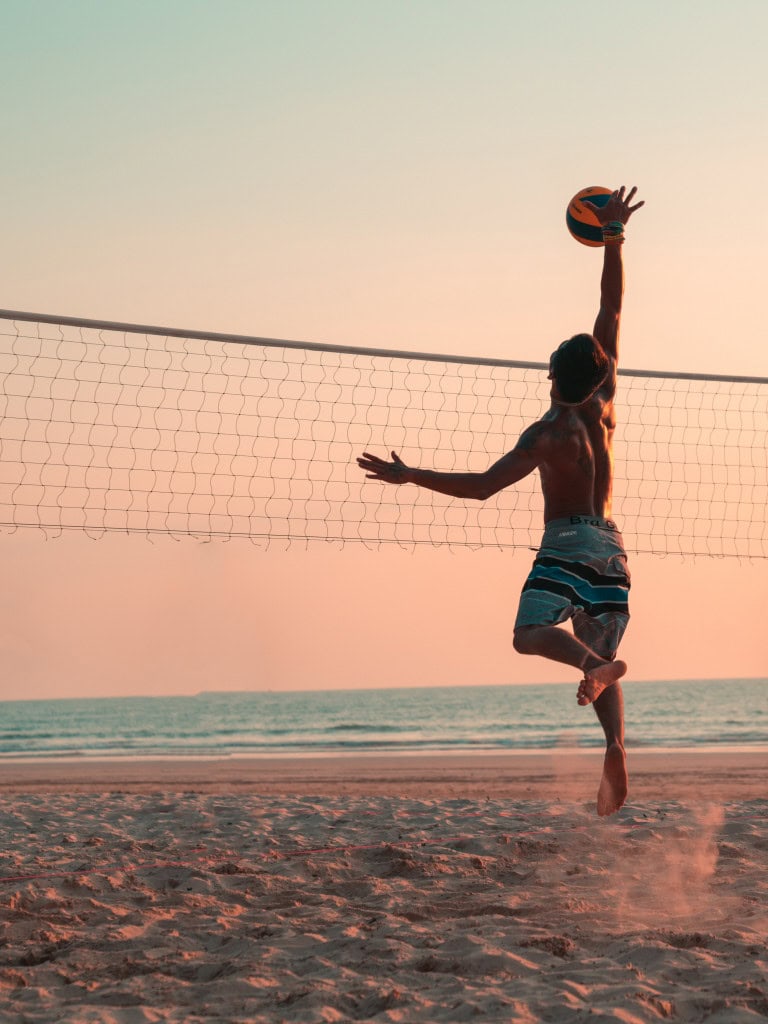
[584,185,644,226]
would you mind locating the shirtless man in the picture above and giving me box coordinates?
[357,186,644,816]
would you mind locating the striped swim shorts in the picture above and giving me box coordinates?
[514,516,631,660]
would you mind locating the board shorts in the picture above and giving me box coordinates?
[514,515,631,660]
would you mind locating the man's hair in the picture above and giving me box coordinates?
[551,333,610,404]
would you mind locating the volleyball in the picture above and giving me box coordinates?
[566,186,614,247]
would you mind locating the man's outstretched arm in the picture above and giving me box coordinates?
[584,185,644,363]
[357,422,545,501]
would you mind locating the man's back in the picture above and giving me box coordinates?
[538,374,616,522]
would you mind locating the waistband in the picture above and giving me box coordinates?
[544,515,621,533]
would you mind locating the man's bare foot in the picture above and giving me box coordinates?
[576,660,627,706]
[597,742,628,816]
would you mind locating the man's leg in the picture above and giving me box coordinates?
[592,680,624,746]
[573,613,628,816]
[592,683,628,816]
[513,624,627,702]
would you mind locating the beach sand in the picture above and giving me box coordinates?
[1,752,767,1023]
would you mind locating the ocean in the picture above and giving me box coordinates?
[0,679,766,760]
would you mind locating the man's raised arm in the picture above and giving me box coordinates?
[584,186,644,363]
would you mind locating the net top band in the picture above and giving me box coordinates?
[1,308,765,386]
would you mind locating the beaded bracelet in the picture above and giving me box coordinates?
[602,220,625,238]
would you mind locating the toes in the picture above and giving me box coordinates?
[576,678,593,706]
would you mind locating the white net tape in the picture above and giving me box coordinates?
[1,312,766,557]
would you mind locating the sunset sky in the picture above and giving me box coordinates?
[1,0,765,699]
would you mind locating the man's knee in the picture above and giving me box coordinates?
[513,626,539,654]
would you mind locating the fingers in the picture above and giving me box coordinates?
[591,185,644,226]
[579,186,643,231]
[616,186,643,214]
[358,461,389,479]
[357,451,404,484]
[359,450,401,463]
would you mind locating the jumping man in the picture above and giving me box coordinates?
[357,186,644,816]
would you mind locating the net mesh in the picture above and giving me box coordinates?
[1,312,766,557]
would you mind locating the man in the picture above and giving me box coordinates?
[357,186,644,815]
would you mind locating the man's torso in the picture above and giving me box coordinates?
[537,381,616,522]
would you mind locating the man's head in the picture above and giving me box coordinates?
[548,333,609,405]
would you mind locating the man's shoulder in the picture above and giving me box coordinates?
[514,417,557,458]
[517,414,557,448]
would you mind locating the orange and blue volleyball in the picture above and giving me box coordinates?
[566,186,614,247]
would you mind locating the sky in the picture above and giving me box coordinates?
[0,0,766,700]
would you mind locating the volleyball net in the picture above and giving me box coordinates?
[1,310,766,558]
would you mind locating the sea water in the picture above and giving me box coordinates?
[0,679,766,759]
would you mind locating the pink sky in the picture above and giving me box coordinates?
[0,529,764,699]
[0,2,765,698]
